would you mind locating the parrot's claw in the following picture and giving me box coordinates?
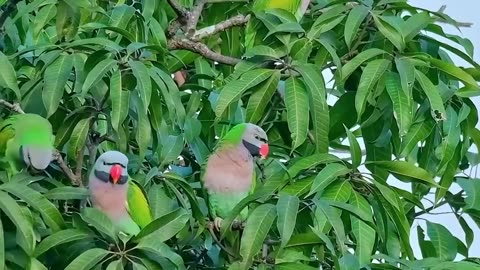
[213,217,223,231]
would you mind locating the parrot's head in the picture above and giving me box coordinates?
[19,145,53,170]
[93,151,129,185]
[241,123,269,159]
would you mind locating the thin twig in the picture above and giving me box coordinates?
[192,14,251,41]
[168,38,240,65]
[0,99,25,114]
[187,0,206,33]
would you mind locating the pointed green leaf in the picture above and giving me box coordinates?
[129,60,152,113]
[110,69,129,132]
[296,64,329,153]
[457,178,480,211]
[399,118,435,157]
[426,221,457,261]
[349,191,375,265]
[435,144,461,203]
[285,76,309,151]
[344,5,369,49]
[34,229,92,257]
[372,14,404,51]
[385,72,413,136]
[133,208,189,242]
[239,204,277,269]
[0,191,35,255]
[215,69,273,118]
[415,69,447,121]
[355,59,390,120]
[429,58,479,88]
[64,248,111,270]
[402,12,432,42]
[135,237,186,270]
[0,217,3,270]
[81,58,116,95]
[45,186,90,200]
[367,161,439,187]
[345,127,361,168]
[81,207,118,242]
[276,194,299,249]
[341,48,387,81]
[67,117,92,162]
[42,53,73,117]
[395,57,416,97]
[0,51,20,99]
[308,163,351,197]
[245,71,280,123]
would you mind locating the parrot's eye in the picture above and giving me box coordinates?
[254,135,260,140]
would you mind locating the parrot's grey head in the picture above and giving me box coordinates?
[20,146,53,170]
[92,151,129,185]
[241,123,269,159]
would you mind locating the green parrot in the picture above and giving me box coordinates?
[245,0,311,48]
[88,151,152,235]
[201,123,269,232]
[0,113,54,175]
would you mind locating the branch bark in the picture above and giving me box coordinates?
[166,0,188,19]
[192,14,250,41]
[187,0,206,33]
[168,38,240,65]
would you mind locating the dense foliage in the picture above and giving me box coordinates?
[1,0,480,269]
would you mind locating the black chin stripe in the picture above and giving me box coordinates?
[242,139,260,157]
[94,170,128,184]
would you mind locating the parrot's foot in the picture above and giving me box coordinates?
[214,217,223,231]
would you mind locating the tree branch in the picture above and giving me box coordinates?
[168,38,240,65]
[166,0,188,19]
[187,0,206,34]
[0,0,20,30]
[192,14,250,41]
[0,99,25,114]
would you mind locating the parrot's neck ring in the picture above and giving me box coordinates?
[94,169,128,185]
[242,139,260,157]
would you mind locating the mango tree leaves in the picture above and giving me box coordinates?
[110,69,129,132]
[385,71,413,136]
[245,70,280,123]
[344,5,369,49]
[276,194,299,249]
[284,76,309,151]
[0,51,20,99]
[64,248,111,270]
[415,69,447,121]
[42,53,73,117]
[457,178,480,211]
[366,161,439,187]
[427,221,457,261]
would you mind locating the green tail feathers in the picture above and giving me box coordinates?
[127,179,153,229]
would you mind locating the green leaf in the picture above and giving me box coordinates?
[81,207,118,242]
[0,212,4,270]
[67,117,92,162]
[284,76,309,151]
[296,64,329,153]
[308,163,351,197]
[341,48,387,82]
[457,178,480,211]
[135,237,186,270]
[349,191,375,265]
[34,229,92,257]
[372,14,404,51]
[276,194,299,249]
[109,4,136,29]
[345,127,361,168]
[129,60,152,113]
[415,69,447,121]
[316,200,347,252]
[0,183,65,232]
[110,69,129,132]
[308,14,346,40]
[0,51,20,99]
[399,118,435,157]
[106,259,123,270]
[81,58,116,95]
[42,53,73,117]
[45,186,90,200]
[429,58,479,88]
[0,191,34,255]
[395,57,415,96]
[435,144,461,203]
[426,221,457,261]
[385,72,413,136]
[265,22,305,39]
[133,208,189,242]
[239,204,277,269]
[366,161,439,187]
[344,5,369,49]
[401,11,432,42]
[215,69,274,118]
[245,70,280,123]
[135,100,152,162]
[64,248,111,270]
[355,59,390,120]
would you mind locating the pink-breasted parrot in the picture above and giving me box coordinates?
[0,113,54,175]
[201,123,269,232]
[245,0,311,48]
[88,151,152,236]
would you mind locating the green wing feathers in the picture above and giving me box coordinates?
[126,179,153,229]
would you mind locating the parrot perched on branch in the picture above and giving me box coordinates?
[245,0,311,48]
[201,123,269,232]
[88,151,152,236]
[0,113,54,175]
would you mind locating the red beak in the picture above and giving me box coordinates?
[110,164,122,184]
[259,144,269,159]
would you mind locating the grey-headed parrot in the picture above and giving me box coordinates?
[88,151,152,236]
[201,123,269,232]
[0,113,54,175]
